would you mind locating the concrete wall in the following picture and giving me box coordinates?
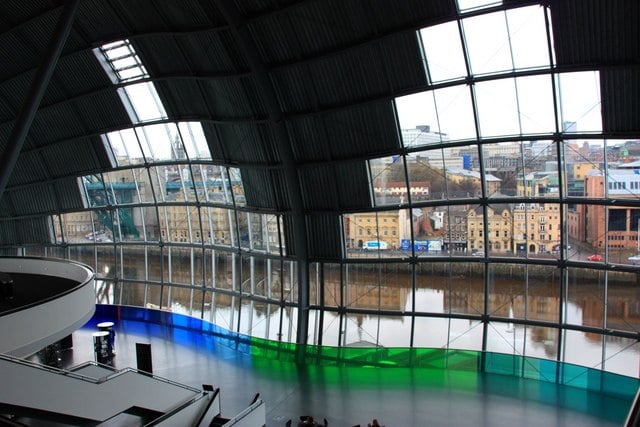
[0,257,95,357]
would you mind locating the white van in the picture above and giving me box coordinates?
[628,255,640,265]
[364,240,388,250]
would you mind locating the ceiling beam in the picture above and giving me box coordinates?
[0,0,80,199]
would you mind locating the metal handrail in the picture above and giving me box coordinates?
[221,398,265,426]
[0,353,98,383]
[624,386,640,427]
[144,391,211,426]
[0,353,200,393]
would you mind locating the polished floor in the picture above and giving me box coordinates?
[43,310,635,427]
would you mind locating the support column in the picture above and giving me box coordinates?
[215,1,310,354]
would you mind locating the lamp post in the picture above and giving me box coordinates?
[636,217,640,255]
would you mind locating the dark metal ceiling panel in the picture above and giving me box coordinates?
[299,167,339,211]
[235,0,301,17]
[306,214,342,260]
[0,58,127,150]
[335,161,372,210]
[0,89,15,124]
[270,66,316,113]
[249,9,297,65]
[42,137,111,179]
[133,36,192,76]
[601,69,640,134]
[48,50,115,98]
[106,0,224,33]
[304,43,392,105]
[0,1,94,56]
[27,91,131,148]
[75,0,130,41]
[28,107,87,147]
[269,168,292,212]
[379,32,428,93]
[324,101,400,159]
[0,1,59,31]
[281,214,296,256]
[242,169,288,211]
[136,32,250,92]
[280,46,392,111]
[250,0,378,64]
[0,220,18,244]
[148,0,224,28]
[0,217,51,245]
[9,184,57,216]
[174,31,247,72]
[368,0,456,30]
[0,8,58,80]
[272,33,426,114]
[299,162,371,211]
[156,77,266,121]
[154,80,213,119]
[200,121,225,161]
[107,1,186,33]
[10,151,48,186]
[0,192,13,216]
[249,0,455,66]
[287,116,328,163]
[288,100,401,163]
[73,91,132,134]
[0,32,38,81]
[216,123,281,164]
[0,79,27,124]
[550,0,640,67]
[0,125,10,155]
[53,178,84,212]
[0,71,35,129]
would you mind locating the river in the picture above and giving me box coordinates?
[86,249,640,378]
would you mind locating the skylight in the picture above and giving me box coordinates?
[462,6,551,76]
[98,39,148,83]
[94,40,213,162]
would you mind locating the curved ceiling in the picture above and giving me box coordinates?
[0,0,638,259]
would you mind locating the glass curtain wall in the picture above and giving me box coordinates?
[338,2,640,378]
[36,4,640,379]
[48,39,292,344]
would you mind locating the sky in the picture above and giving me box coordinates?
[395,4,603,142]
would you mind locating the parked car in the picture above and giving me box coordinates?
[587,254,603,262]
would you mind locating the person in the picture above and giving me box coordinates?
[368,419,384,427]
[299,415,318,426]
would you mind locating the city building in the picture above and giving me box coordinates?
[584,169,640,252]
[467,205,512,254]
[512,202,562,255]
[344,211,399,250]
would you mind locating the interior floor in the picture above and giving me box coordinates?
[41,315,633,427]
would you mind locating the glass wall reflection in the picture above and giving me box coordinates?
[84,247,640,376]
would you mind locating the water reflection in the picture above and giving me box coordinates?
[91,251,640,377]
